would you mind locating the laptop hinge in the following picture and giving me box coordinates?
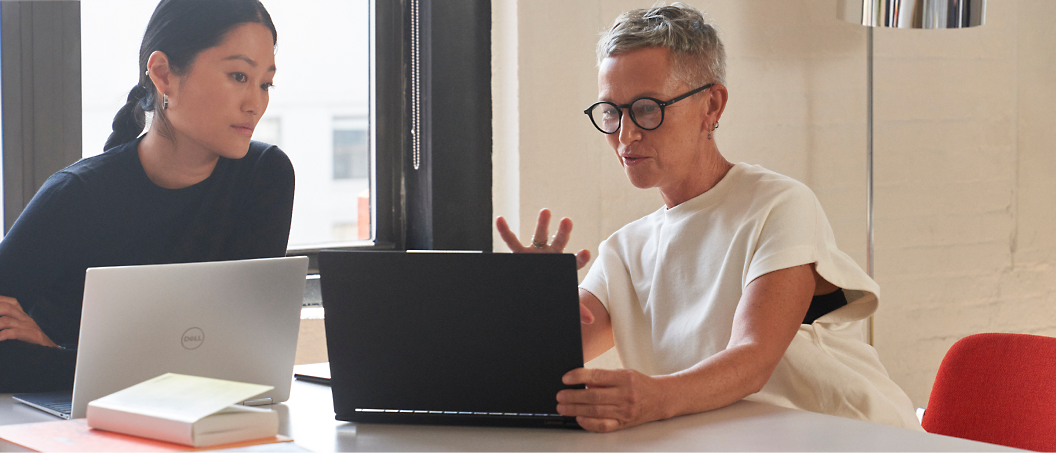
[241,398,274,406]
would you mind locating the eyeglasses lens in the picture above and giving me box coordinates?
[630,99,662,129]
[590,103,622,134]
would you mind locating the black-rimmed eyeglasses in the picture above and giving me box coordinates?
[584,83,715,135]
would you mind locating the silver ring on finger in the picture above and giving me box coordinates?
[532,239,547,249]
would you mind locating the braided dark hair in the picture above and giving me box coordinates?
[103,0,277,151]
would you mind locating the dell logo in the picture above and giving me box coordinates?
[182,327,204,350]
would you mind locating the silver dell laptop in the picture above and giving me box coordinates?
[15,256,308,419]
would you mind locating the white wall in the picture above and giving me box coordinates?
[871,0,1056,407]
[496,0,1056,407]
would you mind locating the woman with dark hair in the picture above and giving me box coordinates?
[0,0,294,391]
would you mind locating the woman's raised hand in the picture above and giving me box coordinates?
[496,209,596,324]
[496,209,591,270]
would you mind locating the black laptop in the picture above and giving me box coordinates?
[319,251,583,428]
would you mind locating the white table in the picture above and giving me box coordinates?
[1,380,1015,452]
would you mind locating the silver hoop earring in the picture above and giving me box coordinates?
[163,94,169,110]
[714,121,719,130]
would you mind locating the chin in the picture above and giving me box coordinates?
[625,177,658,190]
[218,139,252,159]
[221,149,252,160]
[623,170,658,190]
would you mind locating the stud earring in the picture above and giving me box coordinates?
[163,94,169,110]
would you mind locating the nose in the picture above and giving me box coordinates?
[618,110,641,145]
[243,87,268,116]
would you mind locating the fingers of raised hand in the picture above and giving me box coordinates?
[574,249,591,270]
[500,210,583,255]
[531,209,553,249]
[495,216,528,252]
[548,218,573,252]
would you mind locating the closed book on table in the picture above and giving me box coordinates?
[0,419,291,452]
[85,373,278,448]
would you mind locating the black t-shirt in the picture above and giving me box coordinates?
[0,138,295,391]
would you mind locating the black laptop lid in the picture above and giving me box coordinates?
[319,251,583,427]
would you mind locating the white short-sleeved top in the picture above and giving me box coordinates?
[580,163,921,430]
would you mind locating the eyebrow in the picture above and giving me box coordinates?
[223,54,277,72]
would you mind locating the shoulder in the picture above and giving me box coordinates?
[246,141,293,170]
[735,164,814,200]
[727,164,818,216]
[239,141,295,184]
[8,158,112,234]
[25,171,85,213]
[32,147,138,203]
[219,141,294,187]
[53,140,141,189]
[23,145,147,219]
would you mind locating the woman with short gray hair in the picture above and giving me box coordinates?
[498,3,919,433]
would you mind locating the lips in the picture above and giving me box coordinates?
[232,122,255,137]
[621,154,648,166]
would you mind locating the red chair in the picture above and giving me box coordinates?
[922,333,1056,451]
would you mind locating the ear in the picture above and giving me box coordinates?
[145,50,175,98]
[704,83,729,125]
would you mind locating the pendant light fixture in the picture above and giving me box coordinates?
[836,0,985,344]
[839,0,985,28]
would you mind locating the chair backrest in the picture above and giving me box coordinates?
[922,332,1056,451]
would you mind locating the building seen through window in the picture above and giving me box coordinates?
[333,118,369,180]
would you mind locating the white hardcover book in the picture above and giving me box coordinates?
[86,373,278,447]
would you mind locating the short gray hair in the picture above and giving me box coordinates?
[597,2,726,87]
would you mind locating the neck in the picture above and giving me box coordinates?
[659,148,734,208]
[138,129,220,189]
